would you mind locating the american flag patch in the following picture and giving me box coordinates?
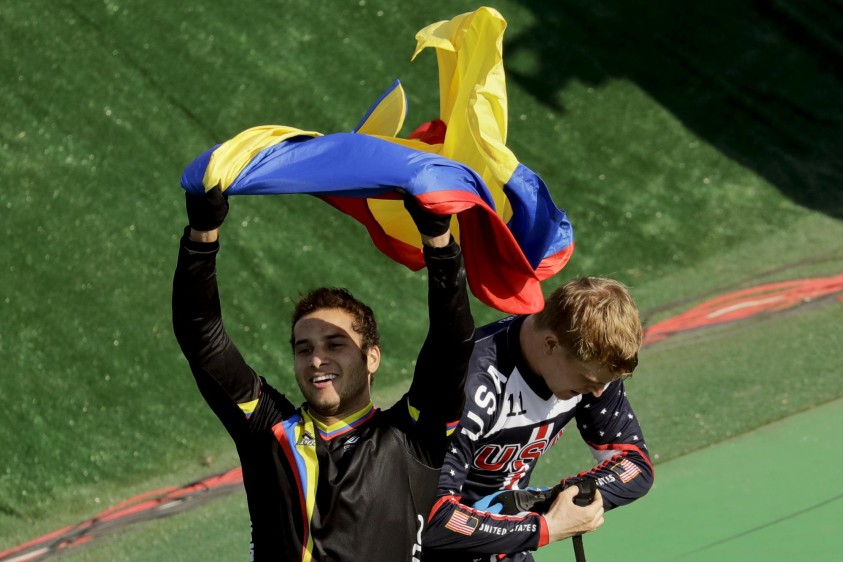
[611,459,641,483]
[445,510,479,536]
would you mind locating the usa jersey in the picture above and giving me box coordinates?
[423,315,653,560]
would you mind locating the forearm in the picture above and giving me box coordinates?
[423,237,473,340]
[173,226,224,360]
[574,446,654,510]
[408,238,474,417]
[172,226,259,405]
[423,496,546,553]
[574,380,654,509]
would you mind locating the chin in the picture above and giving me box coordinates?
[308,398,339,416]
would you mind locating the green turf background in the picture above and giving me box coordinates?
[2,0,842,558]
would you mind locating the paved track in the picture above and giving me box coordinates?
[537,399,843,562]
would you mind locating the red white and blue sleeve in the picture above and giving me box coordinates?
[567,379,654,510]
[422,371,550,554]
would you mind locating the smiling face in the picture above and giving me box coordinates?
[292,308,380,424]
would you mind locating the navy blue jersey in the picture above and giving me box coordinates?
[423,316,653,560]
[173,229,473,561]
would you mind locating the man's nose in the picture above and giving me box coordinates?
[310,350,329,368]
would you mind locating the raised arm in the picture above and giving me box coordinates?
[403,195,475,450]
[172,187,264,434]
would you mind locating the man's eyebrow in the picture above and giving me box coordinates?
[325,332,350,339]
[322,332,353,343]
[293,332,350,347]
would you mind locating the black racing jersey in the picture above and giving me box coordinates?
[423,315,653,561]
[172,228,474,561]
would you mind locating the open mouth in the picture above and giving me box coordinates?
[311,374,338,388]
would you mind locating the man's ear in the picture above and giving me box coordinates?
[366,345,381,375]
[544,334,558,355]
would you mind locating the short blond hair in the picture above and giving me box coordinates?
[534,277,642,376]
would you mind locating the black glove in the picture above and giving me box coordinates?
[186,185,229,231]
[403,194,451,237]
[477,477,597,515]
[471,487,554,515]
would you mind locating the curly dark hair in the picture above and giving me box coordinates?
[290,287,380,351]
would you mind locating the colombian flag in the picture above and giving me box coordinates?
[181,7,573,314]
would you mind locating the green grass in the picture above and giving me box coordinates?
[53,492,251,562]
[2,0,842,556]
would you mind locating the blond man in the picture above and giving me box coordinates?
[424,278,653,561]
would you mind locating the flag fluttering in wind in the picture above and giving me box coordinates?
[181,7,573,313]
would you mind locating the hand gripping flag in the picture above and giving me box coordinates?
[181,7,573,314]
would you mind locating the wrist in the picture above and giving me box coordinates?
[421,231,451,248]
[189,227,219,243]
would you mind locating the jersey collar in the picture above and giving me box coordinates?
[308,401,377,441]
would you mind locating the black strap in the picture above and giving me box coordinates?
[572,535,587,562]
[569,477,595,562]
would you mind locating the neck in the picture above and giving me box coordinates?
[519,315,544,378]
[308,401,375,432]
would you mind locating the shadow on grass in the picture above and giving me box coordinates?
[508,0,843,218]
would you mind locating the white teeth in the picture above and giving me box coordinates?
[312,374,337,383]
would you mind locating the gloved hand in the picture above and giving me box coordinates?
[403,194,452,238]
[472,490,508,514]
[472,487,554,515]
[186,185,229,231]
